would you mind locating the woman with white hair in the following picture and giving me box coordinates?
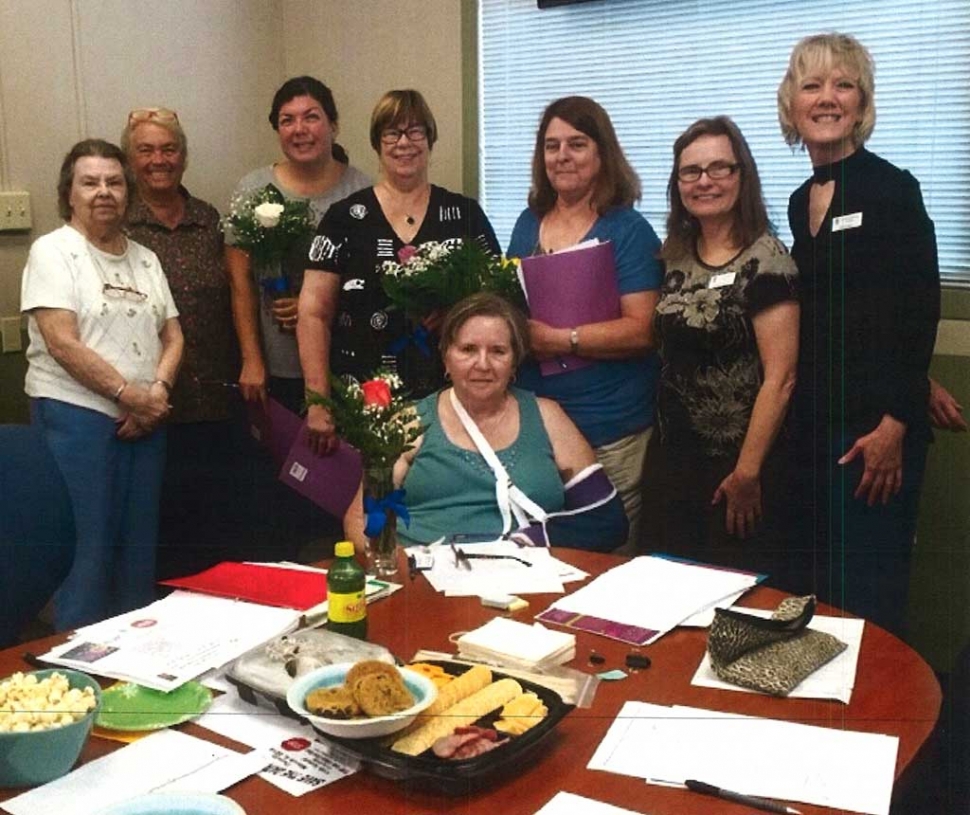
[777,33,940,637]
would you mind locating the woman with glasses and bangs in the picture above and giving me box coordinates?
[299,89,500,457]
[642,116,799,580]
[20,138,183,629]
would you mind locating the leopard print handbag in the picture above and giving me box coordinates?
[707,596,847,696]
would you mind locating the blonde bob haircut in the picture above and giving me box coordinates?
[778,32,876,148]
[369,89,439,153]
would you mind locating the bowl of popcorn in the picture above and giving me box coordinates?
[0,668,101,786]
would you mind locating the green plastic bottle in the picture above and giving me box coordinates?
[326,541,367,640]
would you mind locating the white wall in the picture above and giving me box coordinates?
[280,0,466,193]
[0,0,286,317]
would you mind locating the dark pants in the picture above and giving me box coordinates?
[785,431,929,640]
[641,435,792,584]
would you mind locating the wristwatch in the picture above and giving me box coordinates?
[569,328,580,354]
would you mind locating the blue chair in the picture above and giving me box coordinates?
[0,424,75,647]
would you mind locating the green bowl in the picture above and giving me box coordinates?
[0,668,102,787]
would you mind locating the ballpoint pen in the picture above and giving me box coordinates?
[684,780,802,815]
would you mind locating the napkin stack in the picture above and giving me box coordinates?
[456,618,576,671]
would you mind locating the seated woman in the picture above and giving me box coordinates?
[391,293,627,551]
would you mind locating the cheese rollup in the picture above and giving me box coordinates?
[422,664,492,719]
[391,677,522,756]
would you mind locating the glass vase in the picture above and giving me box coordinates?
[364,465,400,579]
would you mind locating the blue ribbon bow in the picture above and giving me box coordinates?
[387,324,432,358]
[260,276,290,295]
[364,489,411,537]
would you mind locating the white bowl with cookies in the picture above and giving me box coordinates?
[286,660,437,739]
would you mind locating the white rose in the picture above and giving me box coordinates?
[254,202,285,228]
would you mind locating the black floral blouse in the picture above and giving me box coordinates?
[126,189,237,424]
[655,233,798,458]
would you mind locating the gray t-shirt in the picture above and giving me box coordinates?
[227,163,370,378]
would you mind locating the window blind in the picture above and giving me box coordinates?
[479,0,970,285]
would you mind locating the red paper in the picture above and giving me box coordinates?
[160,562,327,610]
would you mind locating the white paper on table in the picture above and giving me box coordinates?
[158,748,271,794]
[533,790,644,814]
[196,694,358,796]
[679,589,747,627]
[40,591,300,692]
[691,612,865,703]
[589,701,898,815]
[196,692,316,750]
[544,556,759,643]
[550,556,589,584]
[423,540,565,596]
[0,730,242,815]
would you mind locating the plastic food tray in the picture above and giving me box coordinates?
[226,628,394,716]
[311,660,574,795]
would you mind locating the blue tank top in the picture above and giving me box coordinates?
[399,388,565,545]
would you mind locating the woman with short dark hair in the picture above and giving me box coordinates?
[226,76,370,411]
[299,89,500,456]
[22,138,183,628]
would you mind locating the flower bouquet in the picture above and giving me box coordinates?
[305,371,425,577]
[380,239,526,320]
[223,183,314,275]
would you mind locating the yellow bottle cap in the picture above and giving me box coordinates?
[334,541,355,558]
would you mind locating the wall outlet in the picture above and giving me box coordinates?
[0,191,31,231]
[1,316,23,353]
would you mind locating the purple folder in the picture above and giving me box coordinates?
[246,398,303,466]
[520,241,621,376]
[279,419,363,519]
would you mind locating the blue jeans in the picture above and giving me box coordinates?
[32,399,166,630]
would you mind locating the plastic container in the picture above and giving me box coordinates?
[317,660,574,795]
[226,628,394,716]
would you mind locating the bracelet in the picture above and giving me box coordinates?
[152,379,173,394]
[569,328,580,354]
[112,381,127,403]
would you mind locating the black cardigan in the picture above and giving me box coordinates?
[787,147,940,443]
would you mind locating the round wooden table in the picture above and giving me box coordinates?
[0,549,941,814]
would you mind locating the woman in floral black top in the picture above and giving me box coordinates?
[643,117,798,578]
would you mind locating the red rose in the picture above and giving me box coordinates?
[397,244,418,263]
[361,379,392,408]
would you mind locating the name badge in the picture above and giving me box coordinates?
[832,212,863,232]
[708,271,736,289]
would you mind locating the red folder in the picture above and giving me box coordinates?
[160,562,327,610]
[520,240,621,376]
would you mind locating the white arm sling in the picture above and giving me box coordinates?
[448,388,548,535]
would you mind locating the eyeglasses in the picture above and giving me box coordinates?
[677,161,740,183]
[103,282,147,302]
[380,125,428,145]
[128,107,180,126]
